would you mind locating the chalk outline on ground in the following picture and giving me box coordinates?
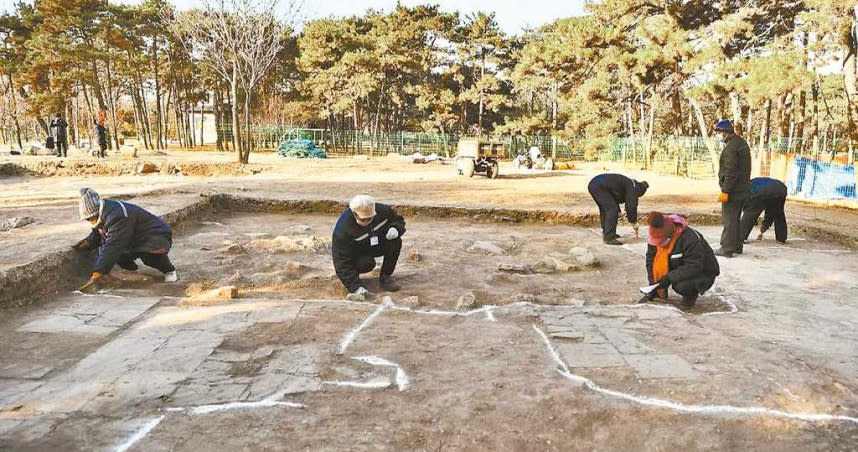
[532,324,858,424]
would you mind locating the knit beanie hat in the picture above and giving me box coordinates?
[646,211,675,247]
[636,180,649,197]
[79,188,101,220]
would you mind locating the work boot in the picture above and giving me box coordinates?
[603,238,623,246]
[379,274,401,292]
[163,271,178,283]
[714,248,734,258]
[680,294,698,311]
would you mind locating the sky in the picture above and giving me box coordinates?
[0,0,589,35]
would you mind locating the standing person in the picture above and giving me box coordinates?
[741,177,788,244]
[50,115,69,158]
[713,119,751,258]
[95,118,108,159]
[72,188,178,293]
[332,195,406,301]
[587,173,649,245]
[641,212,720,311]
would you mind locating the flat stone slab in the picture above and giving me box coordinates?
[17,297,160,336]
[0,361,54,379]
[556,342,627,368]
[601,328,656,355]
[624,354,700,379]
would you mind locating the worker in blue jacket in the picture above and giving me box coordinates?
[72,188,177,292]
[741,177,788,244]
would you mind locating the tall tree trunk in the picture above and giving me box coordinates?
[152,43,164,150]
[843,6,858,153]
[231,62,242,162]
[104,57,120,150]
[213,86,223,152]
[689,97,719,171]
[6,73,23,150]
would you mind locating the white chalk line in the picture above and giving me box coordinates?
[114,385,306,448]
[701,293,739,317]
[532,325,858,424]
[112,415,165,452]
[483,305,497,322]
[322,379,392,390]
[72,290,125,299]
[190,399,306,415]
[354,355,411,391]
[338,297,392,354]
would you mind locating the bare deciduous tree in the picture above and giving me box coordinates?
[168,0,301,163]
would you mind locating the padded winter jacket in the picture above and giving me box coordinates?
[718,134,752,193]
[749,177,787,200]
[84,200,172,274]
[332,203,405,292]
[588,173,644,224]
[646,225,720,285]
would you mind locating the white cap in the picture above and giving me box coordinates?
[349,195,376,218]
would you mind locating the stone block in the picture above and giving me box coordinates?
[624,354,700,379]
[556,342,626,368]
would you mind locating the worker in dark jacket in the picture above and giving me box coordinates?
[741,177,788,244]
[95,119,108,159]
[640,212,720,311]
[72,188,177,292]
[332,195,405,301]
[50,116,69,158]
[587,173,649,245]
[714,119,751,258]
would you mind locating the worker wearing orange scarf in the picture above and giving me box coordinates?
[642,212,720,311]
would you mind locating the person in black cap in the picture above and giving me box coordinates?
[587,173,649,245]
[713,119,751,258]
[741,177,788,244]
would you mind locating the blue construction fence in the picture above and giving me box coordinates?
[787,156,857,200]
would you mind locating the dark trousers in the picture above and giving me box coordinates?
[588,183,619,240]
[355,238,401,277]
[117,252,175,274]
[720,191,748,253]
[672,275,716,298]
[56,139,68,157]
[741,196,787,243]
[98,144,107,158]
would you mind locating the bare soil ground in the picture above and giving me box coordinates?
[1,152,857,451]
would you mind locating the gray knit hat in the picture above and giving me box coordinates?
[79,188,101,220]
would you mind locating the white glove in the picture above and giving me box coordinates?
[386,227,399,240]
[346,286,370,301]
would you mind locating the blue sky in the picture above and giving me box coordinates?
[0,0,588,35]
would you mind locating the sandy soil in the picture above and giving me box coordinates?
[1,152,857,451]
[0,212,856,451]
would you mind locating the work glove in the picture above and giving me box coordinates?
[718,192,729,203]
[71,238,89,250]
[78,272,103,294]
[346,286,371,302]
[386,227,399,240]
[656,276,671,289]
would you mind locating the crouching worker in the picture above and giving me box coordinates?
[333,195,405,301]
[641,212,720,311]
[72,188,177,293]
[741,177,788,244]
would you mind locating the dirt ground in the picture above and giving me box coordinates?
[1,152,857,451]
